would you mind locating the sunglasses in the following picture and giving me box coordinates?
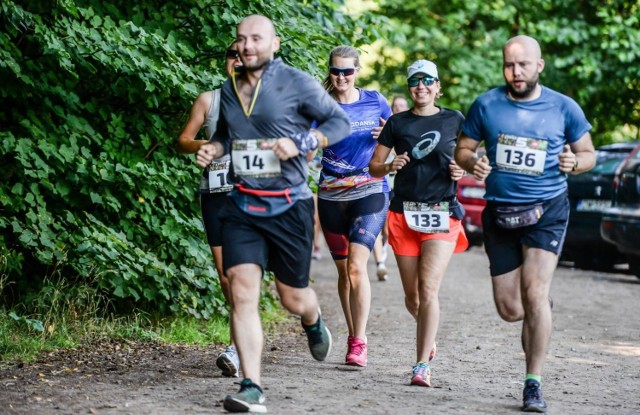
[328,66,357,77]
[408,76,438,87]
[226,49,240,59]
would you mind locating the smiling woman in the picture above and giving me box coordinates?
[368,58,468,388]
[317,44,392,369]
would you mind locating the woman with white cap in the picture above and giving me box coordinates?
[369,59,469,387]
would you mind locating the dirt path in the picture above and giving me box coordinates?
[2,246,640,414]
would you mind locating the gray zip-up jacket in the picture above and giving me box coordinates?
[213,58,351,194]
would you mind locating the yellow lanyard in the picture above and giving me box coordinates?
[231,71,261,117]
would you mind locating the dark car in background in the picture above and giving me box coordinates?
[601,142,640,278]
[562,142,638,270]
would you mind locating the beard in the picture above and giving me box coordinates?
[507,77,538,99]
[241,54,271,72]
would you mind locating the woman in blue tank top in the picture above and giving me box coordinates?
[317,45,392,367]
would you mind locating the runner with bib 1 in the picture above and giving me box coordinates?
[206,156,233,193]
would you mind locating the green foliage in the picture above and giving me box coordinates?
[7,311,44,333]
[0,300,289,363]
[367,0,640,145]
[0,1,382,318]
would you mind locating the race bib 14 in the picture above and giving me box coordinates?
[232,139,282,178]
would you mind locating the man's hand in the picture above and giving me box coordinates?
[472,155,491,181]
[196,142,222,168]
[271,137,300,160]
[558,144,577,173]
[449,159,465,181]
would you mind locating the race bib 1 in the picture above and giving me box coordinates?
[232,139,281,178]
[207,158,232,193]
[495,134,547,176]
[403,201,450,233]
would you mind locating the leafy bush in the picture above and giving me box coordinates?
[0,0,386,318]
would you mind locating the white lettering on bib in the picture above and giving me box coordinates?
[495,134,547,176]
[232,139,281,178]
[403,201,450,233]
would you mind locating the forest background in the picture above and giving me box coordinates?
[1,0,638,356]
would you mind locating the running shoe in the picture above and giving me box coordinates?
[410,361,431,387]
[302,312,332,361]
[380,242,389,264]
[429,342,437,362]
[223,378,266,413]
[522,379,548,413]
[345,336,367,367]
[376,263,388,281]
[346,335,354,353]
[216,345,240,377]
[312,246,322,260]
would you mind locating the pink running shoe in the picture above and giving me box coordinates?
[410,362,431,387]
[345,336,367,367]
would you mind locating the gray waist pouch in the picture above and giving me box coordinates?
[492,202,544,229]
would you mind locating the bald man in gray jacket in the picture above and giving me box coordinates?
[196,14,350,414]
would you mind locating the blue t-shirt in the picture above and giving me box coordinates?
[319,89,392,200]
[461,85,592,203]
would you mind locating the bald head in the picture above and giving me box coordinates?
[502,35,544,100]
[236,15,280,73]
[503,35,542,61]
[238,15,276,39]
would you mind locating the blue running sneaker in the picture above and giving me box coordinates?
[522,379,548,413]
[223,378,266,413]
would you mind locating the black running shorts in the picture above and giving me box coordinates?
[200,192,231,247]
[219,197,314,288]
[482,192,569,277]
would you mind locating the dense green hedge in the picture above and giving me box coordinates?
[368,0,640,144]
[8,0,635,323]
[0,0,386,318]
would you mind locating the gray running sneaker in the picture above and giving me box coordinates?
[216,345,240,377]
[522,379,548,413]
[302,311,332,361]
[223,378,266,413]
